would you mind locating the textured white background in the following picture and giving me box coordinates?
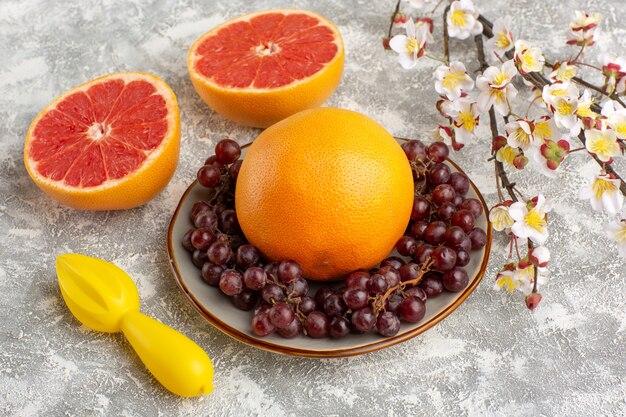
[1,0,625,416]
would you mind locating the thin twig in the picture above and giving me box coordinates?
[442,5,451,64]
[387,0,402,39]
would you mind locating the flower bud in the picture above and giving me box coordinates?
[513,154,528,169]
[529,246,550,267]
[525,292,542,311]
[382,37,391,50]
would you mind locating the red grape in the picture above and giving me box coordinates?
[236,244,260,269]
[432,184,456,205]
[414,243,435,264]
[277,318,301,338]
[346,271,370,289]
[411,196,431,221]
[315,287,334,306]
[251,311,274,336]
[396,236,418,256]
[451,209,476,233]
[377,311,401,337]
[460,198,483,218]
[299,297,317,315]
[261,284,285,304]
[182,229,195,252]
[197,165,221,188]
[343,286,369,309]
[437,202,456,221]
[444,226,466,247]
[243,266,266,290]
[405,286,427,302]
[455,250,470,267]
[376,266,401,287]
[424,221,447,244]
[219,270,244,296]
[366,274,388,294]
[427,163,451,185]
[380,256,405,270]
[269,302,296,328]
[398,296,426,322]
[399,262,420,282]
[201,262,223,286]
[351,307,376,332]
[329,316,351,338]
[401,140,427,161]
[287,277,308,297]
[194,210,218,229]
[232,289,257,311]
[427,142,449,163]
[278,260,302,283]
[449,172,470,195]
[229,160,243,181]
[207,241,231,265]
[219,209,239,234]
[323,293,347,317]
[192,249,208,268]
[215,139,241,164]
[191,227,215,251]
[431,246,457,271]
[420,273,444,297]
[410,221,428,239]
[469,228,487,250]
[304,311,330,338]
[442,267,469,292]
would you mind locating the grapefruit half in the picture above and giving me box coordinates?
[24,72,180,210]
[187,9,344,128]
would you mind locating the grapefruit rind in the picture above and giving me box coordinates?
[24,72,180,210]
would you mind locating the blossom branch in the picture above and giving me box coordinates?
[478,14,626,197]
[387,0,402,40]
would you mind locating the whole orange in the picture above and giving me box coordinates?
[235,108,414,280]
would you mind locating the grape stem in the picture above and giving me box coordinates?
[372,259,434,316]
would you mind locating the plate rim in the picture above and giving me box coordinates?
[166,140,492,358]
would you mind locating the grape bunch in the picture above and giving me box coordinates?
[181,138,486,339]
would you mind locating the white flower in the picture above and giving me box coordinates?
[505,118,535,150]
[576,89,597,120]
[568,11,602,46]
[601,100,626,140]
[476,59,518,116]
[447,0,483,40]
[579,173,624,215]
[542,81,579,108]
[548,62,577,83]
[600,53,626,95]
[485,16,514,56]
[448,99,480,143]
[434,61,474,100]
[430,124,460,149]
[584,128,621,162]
[404,0,430,9]
[389,19,433,69]
[509,195,552,244]
[529,246,550,267]
[494,267,517,292]
[514,40,545,74]
[532,116,562,143]
[515,265,549,295]
[605,215,626,258]
[550,94,582,137]
[570,11,602,31]
[489,203,514,231]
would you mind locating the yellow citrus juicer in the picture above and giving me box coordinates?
[56,253,214,397]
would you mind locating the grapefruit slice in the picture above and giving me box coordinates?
[188,9,344,128]
[24,72,180,210]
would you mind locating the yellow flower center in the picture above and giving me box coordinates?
[513,128,531,147]
[493,71,508,86]
[550,89,568,97]
[592,178,617,199]
[443,71,466,89]
[495,33,511,49]
[559,68,576,81]
[517,266,535,281]
[450,10,467,27]
[458,111,476,131]
[589,136,615,156]
[523,53,536,67]
[577,102,595,118]
[524,209,546,232]
[406,38,420,54]
[497,275,516,293]
[556,100,574,116]
[491,208,514,230]
[615,225,626,243]
[497,146,517,165]
[614,121,626,137]
[534,121,552,139]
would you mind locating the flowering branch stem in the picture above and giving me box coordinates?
[442,5,451,64]
[387,0,402,39]
[478,14,626,197]
[571,44,586,64]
